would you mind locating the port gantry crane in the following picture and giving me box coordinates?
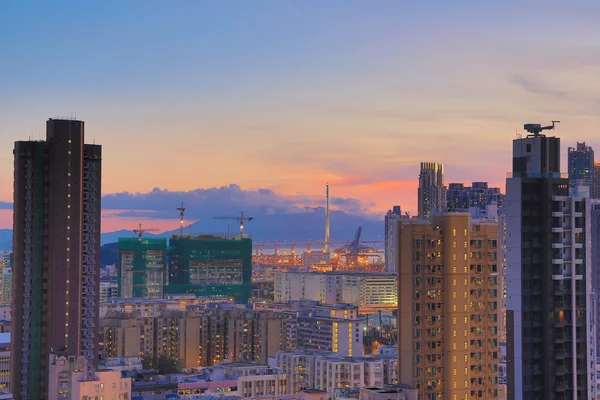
[133,223,158,240]
[213,211,254,238]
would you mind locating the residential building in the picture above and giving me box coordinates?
[276,350,402,397]
[568,142,596,198]
[397,213,500,399]
[418,162,445,218]
[100,308,296,368]
[0,333,9,392]
[359,385,417,400]
[0,253,10,305]
[506,125,596,399]
[385,206,401,273]
[100,281,119,303]
[165,235,252,302]
[118,237,167,299]
[275,272,397,313]
[592,204,600,356]
[49,354,131,400]
[446,182,505,212]
[11,118,101,399]
[296,312,363,357]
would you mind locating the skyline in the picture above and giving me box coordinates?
[3,2,600,231]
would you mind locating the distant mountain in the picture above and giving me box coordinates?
[2,207,385,252]
[0,230,11,251]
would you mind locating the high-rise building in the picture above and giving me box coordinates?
[506,124,596,399]
[11,118,102,399]
[117,237,167,299]
[568,142,596,198]
[385,206,401,273]
[591,204,600,357]
[418,162,445,218]
[446,182,505,213]
[397,213,500,399]
[165,235,252,301]
[0,252,11,305]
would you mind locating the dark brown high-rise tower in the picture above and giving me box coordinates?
[11,118,101,399]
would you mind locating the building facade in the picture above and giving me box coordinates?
[418,162,445,218]
[397,213,500,399]
[275,272,397,312]
[568,142,596,198]
[506,128,596,399]
[165,235,252,301]
[385,206,401,273]
[11,118,101,399]
[117,237,167,299]
[0,253,10,306]
[446,182,505,213]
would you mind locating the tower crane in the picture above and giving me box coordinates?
[213,211,253,237]
[177,202,186,235]
[524,120,560,137]
[133,223,158,240]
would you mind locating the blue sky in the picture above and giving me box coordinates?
[2,1,600,231]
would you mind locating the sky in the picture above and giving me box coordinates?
[2,1,600,233]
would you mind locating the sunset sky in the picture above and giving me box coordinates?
[2,1,600,232]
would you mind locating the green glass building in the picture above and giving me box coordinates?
[117,237,167,299]
[164,235,252,302]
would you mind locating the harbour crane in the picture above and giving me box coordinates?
[177,202,186,235]
[524,120,560,137]
[133,223,158,240]
[213,211,253,237]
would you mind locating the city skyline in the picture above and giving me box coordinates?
[3,2,600,232]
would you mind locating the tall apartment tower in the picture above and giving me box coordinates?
[418,162,445,218]
[11,118,102,399]
[397,213,500,399]
[506,124,596,399]
[384,205,401,273]
[568,142,596,198]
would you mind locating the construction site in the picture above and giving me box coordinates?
[126,185,385,287]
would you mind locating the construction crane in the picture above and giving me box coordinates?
[133,223,158,240]
[524,120,560,137]
[177,202,186,235]
[213,211,253,237]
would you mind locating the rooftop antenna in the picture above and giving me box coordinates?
[177,202,185,235]
[325,184,330,255]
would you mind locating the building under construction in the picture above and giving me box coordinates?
[117,237,168,299]
[165,235,253,302]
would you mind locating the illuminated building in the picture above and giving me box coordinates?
[274,272,397,312]
[397,213,500,399]
[11,118,101,399]
[0,333,9,392]
[568,142,596,198]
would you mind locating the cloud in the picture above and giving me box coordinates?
[102,184,377,220]
[509,74,567,99]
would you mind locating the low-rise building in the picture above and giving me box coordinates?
[0,333,9,392]
[277,350,400,397]
[359,385,417,400]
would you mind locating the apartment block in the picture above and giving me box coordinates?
[277,350,402,397]
[12,119,101,399]
[397,213,500,399]
[297,312,363,357]
[275,272,397,312]
[506,127,596,399]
